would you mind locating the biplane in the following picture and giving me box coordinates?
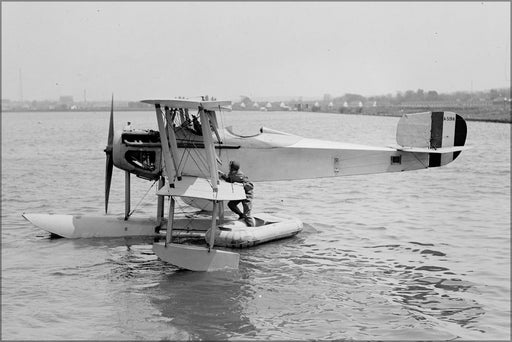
[23,96,469,271]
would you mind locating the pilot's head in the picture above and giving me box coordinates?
[229,160,240,172]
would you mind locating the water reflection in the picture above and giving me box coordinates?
[107,241,256,339]
[104,242,257,339]
[152,269,257,340]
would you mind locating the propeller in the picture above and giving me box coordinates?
[104,95,114,214]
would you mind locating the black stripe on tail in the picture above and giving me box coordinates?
[430,111,444,149]
[453,114,467,160]
[429,111,444,167]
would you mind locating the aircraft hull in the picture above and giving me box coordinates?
[178,144,431,181]
[112,111,467,183]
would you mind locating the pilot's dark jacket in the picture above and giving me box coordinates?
[221,170,254,199]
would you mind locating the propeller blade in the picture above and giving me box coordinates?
[107,94,114,147]
[105,94,114,214]
[105,153,113,213]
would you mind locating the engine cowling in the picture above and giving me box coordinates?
[112,129,163,180]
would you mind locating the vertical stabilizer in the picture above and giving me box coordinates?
[396,111,468,167]
[397,111,467,149]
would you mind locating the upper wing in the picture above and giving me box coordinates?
[142,99,231,111]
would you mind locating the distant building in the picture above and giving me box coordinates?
[280,102,291,111]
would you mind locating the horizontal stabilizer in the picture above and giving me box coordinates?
[398,145,472,153]
[157,176,246,201]
[141,99,231,111]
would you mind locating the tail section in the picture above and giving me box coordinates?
[396,111,468,167]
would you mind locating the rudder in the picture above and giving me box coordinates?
[396,111,468,167]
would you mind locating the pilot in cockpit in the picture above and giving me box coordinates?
[123,121,133,131]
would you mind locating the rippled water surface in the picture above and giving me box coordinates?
[2,110,510,340]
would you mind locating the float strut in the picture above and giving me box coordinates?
[124,171,131,220]
[156,176,165,227]
[208,200,219,250]
[165,196,175,245]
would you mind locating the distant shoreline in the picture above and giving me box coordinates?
[326,111,511,124]
[2,107,510,124]
[337,106,511,124]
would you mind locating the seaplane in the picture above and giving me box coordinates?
[23,96,470,271]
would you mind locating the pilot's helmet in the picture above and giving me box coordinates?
[229,160,240,171]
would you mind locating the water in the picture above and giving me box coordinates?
[2,110,510,340]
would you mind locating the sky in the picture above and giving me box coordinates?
[1,1,510,102]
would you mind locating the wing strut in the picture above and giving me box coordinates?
[152,102,240,271]
[199,106,219,192]
[163,106,183,180]
[206,109,222,144]
[154,104,178,186]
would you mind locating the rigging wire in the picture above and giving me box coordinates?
[218,107,231,166]
[127,178,158,218]
[173,114,210,180]
[173,197,205,230]
[183,130,210,178]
